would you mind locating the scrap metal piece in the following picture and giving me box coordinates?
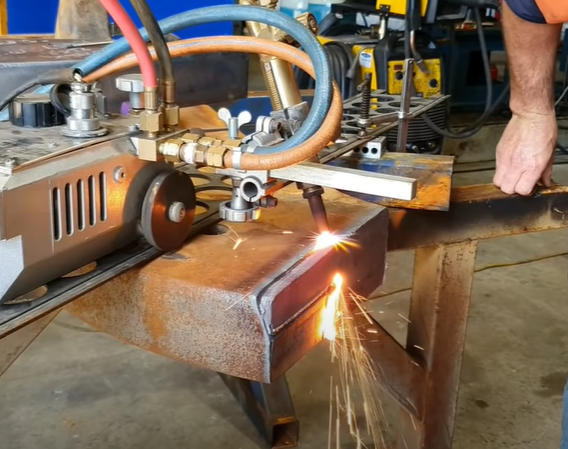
[140,170,197,252]
[67,187,390,383]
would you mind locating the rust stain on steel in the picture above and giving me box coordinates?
[388,183,568,251]
[67,186,389,383]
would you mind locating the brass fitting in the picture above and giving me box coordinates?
[158,135,243,168]
[296,12,318,35]
[180,133,202,144]
[160,138,185,163]
[163,103,180,130]
[205,145,229,168]
[138,138,162,162]
[139,86,163,135]
[144,87,159,111]
[162,79,176,106]
[139,109,164,135]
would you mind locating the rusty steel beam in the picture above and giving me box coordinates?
[402,242,478,449]
[67,187,390,383]
[388,184,568,251]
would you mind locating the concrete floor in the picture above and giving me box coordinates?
[1,164,568,449]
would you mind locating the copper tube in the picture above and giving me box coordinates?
[84,36,342,171]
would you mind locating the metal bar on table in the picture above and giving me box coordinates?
[397,241,478,449]
[0,311,58,378]
[219,373,299,449]
[272,162,417,201]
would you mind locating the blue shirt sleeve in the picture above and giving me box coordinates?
[505,0,546,24]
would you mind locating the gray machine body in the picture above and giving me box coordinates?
[0,121,168,304]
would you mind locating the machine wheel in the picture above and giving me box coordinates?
[141,170,196,252]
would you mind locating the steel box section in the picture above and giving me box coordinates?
[67,188,389,383]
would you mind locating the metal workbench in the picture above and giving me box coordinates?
[2,176,567,449]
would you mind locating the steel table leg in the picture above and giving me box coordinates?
[400,241,478,448]
[219,373,300,449]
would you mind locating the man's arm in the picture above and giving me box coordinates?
[493,0,562,195]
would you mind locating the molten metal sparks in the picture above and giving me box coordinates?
[322,273,344,341]
[323,278,389,449]
[313,231,358,252]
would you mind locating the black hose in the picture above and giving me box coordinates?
[295,41,355,100]
[129,0,174,95]
[422,8,496,139]
[324,41,355,99]
[50,84,72,116]
[318,12,341,36]
[0,78,40,113]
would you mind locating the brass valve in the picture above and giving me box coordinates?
[159,133,242,168]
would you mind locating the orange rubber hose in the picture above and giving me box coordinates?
[85,36,342,170]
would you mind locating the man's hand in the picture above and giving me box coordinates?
[493,1,561,196]
[493,112,556,195]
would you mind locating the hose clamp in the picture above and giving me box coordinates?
[232,149,243,170]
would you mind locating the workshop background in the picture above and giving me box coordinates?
[1,1,568,449]
[6,0,235,37]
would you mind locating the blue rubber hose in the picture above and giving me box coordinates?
[75,5,333,156]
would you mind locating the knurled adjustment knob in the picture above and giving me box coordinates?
[9,93,65,128]
[116,73,145,112]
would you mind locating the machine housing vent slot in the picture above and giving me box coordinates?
[52,172,108,242]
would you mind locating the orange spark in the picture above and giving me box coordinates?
[322,273,344,341]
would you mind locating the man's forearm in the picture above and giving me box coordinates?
[503,0,561,115]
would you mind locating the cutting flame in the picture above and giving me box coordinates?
[321,273,344,341]
[313,231,357,252]
[314,231,341,251]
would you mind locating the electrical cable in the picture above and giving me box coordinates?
[97,0,157,88]
[422,82,510,139]
[84,36,343,171]
[128,0,175,102]
[421,8,495,139]
[76,5,332,156]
